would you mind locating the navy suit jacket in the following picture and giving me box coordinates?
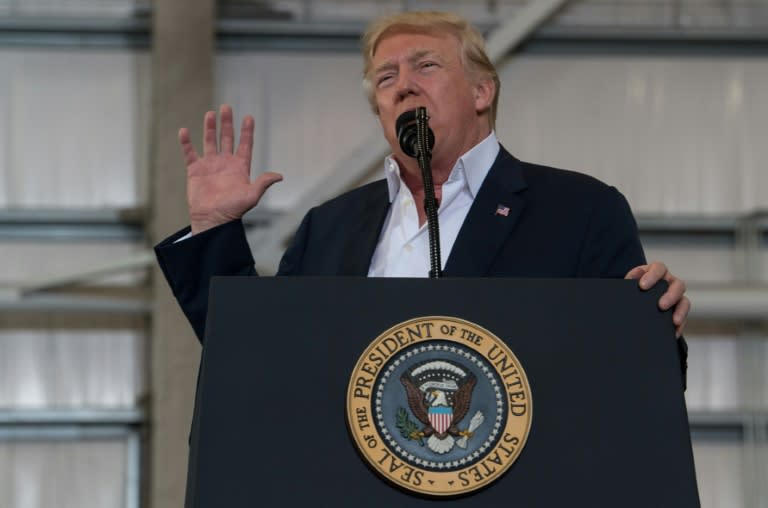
[156,148,647,343]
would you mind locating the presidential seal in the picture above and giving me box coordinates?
[346,316,532,496]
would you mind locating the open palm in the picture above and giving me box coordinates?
[179,104,282,234]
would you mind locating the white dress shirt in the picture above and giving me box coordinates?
[367,132,500,278]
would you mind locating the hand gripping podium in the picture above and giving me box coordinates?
[185,277,699,507]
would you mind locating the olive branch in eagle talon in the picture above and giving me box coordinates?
[396,407,425,445]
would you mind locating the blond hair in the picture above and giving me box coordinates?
[361,11,500,129]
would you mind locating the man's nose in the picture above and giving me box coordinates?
[394,69,418,102]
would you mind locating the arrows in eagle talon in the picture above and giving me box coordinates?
[456,411,485,449]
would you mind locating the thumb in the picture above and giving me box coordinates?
[246,171,283,205]
[624,264,648,280]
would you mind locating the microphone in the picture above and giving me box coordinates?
[396,109,435,158]
[394,108,442,278]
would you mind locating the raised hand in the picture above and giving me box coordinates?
[179,104,283,234]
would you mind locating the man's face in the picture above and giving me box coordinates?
[371,31,493,169]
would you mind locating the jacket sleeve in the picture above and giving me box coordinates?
[154,220,256,343]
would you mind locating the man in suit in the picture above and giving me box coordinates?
[155,11,690,358]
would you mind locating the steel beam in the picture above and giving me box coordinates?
[484,0,570,62]
[686,287,768,321]
[4,3,768,50]
[0,408,143,424]
[0,208,144,241]
[0,292,150,313]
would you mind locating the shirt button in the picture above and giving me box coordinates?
[404,244,413,252]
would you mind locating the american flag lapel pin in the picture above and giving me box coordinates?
[495,204,510,217]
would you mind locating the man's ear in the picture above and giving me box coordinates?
[473,77,496,114]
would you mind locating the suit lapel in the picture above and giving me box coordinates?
[444,147,528,277]
[338,182,391,276]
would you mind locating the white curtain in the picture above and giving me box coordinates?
[0,440,126,508]
[497,56,768,215]
[0,327,144,408]
[0,49,149,208]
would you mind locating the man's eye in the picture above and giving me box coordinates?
[420,61,437,69]
[377,75,394,87]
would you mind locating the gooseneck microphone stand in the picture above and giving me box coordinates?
[396,107,442,278]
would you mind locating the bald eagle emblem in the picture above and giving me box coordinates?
[399,360,485,454]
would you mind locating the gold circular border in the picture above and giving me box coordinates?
[346,316,533,496]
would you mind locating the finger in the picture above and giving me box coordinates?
[673,296,691,327]
[203,110,217,156]
[673,297,691,337]
[219,104,234,154]
[236,115,255,169]
[624,264,649,280]
[639,261,667,290]
[659,277,686,310]
[178,128,199,166]
[245,172,283,207]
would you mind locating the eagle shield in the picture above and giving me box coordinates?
[428,406,453,434]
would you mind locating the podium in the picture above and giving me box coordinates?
[185,277,699,507]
